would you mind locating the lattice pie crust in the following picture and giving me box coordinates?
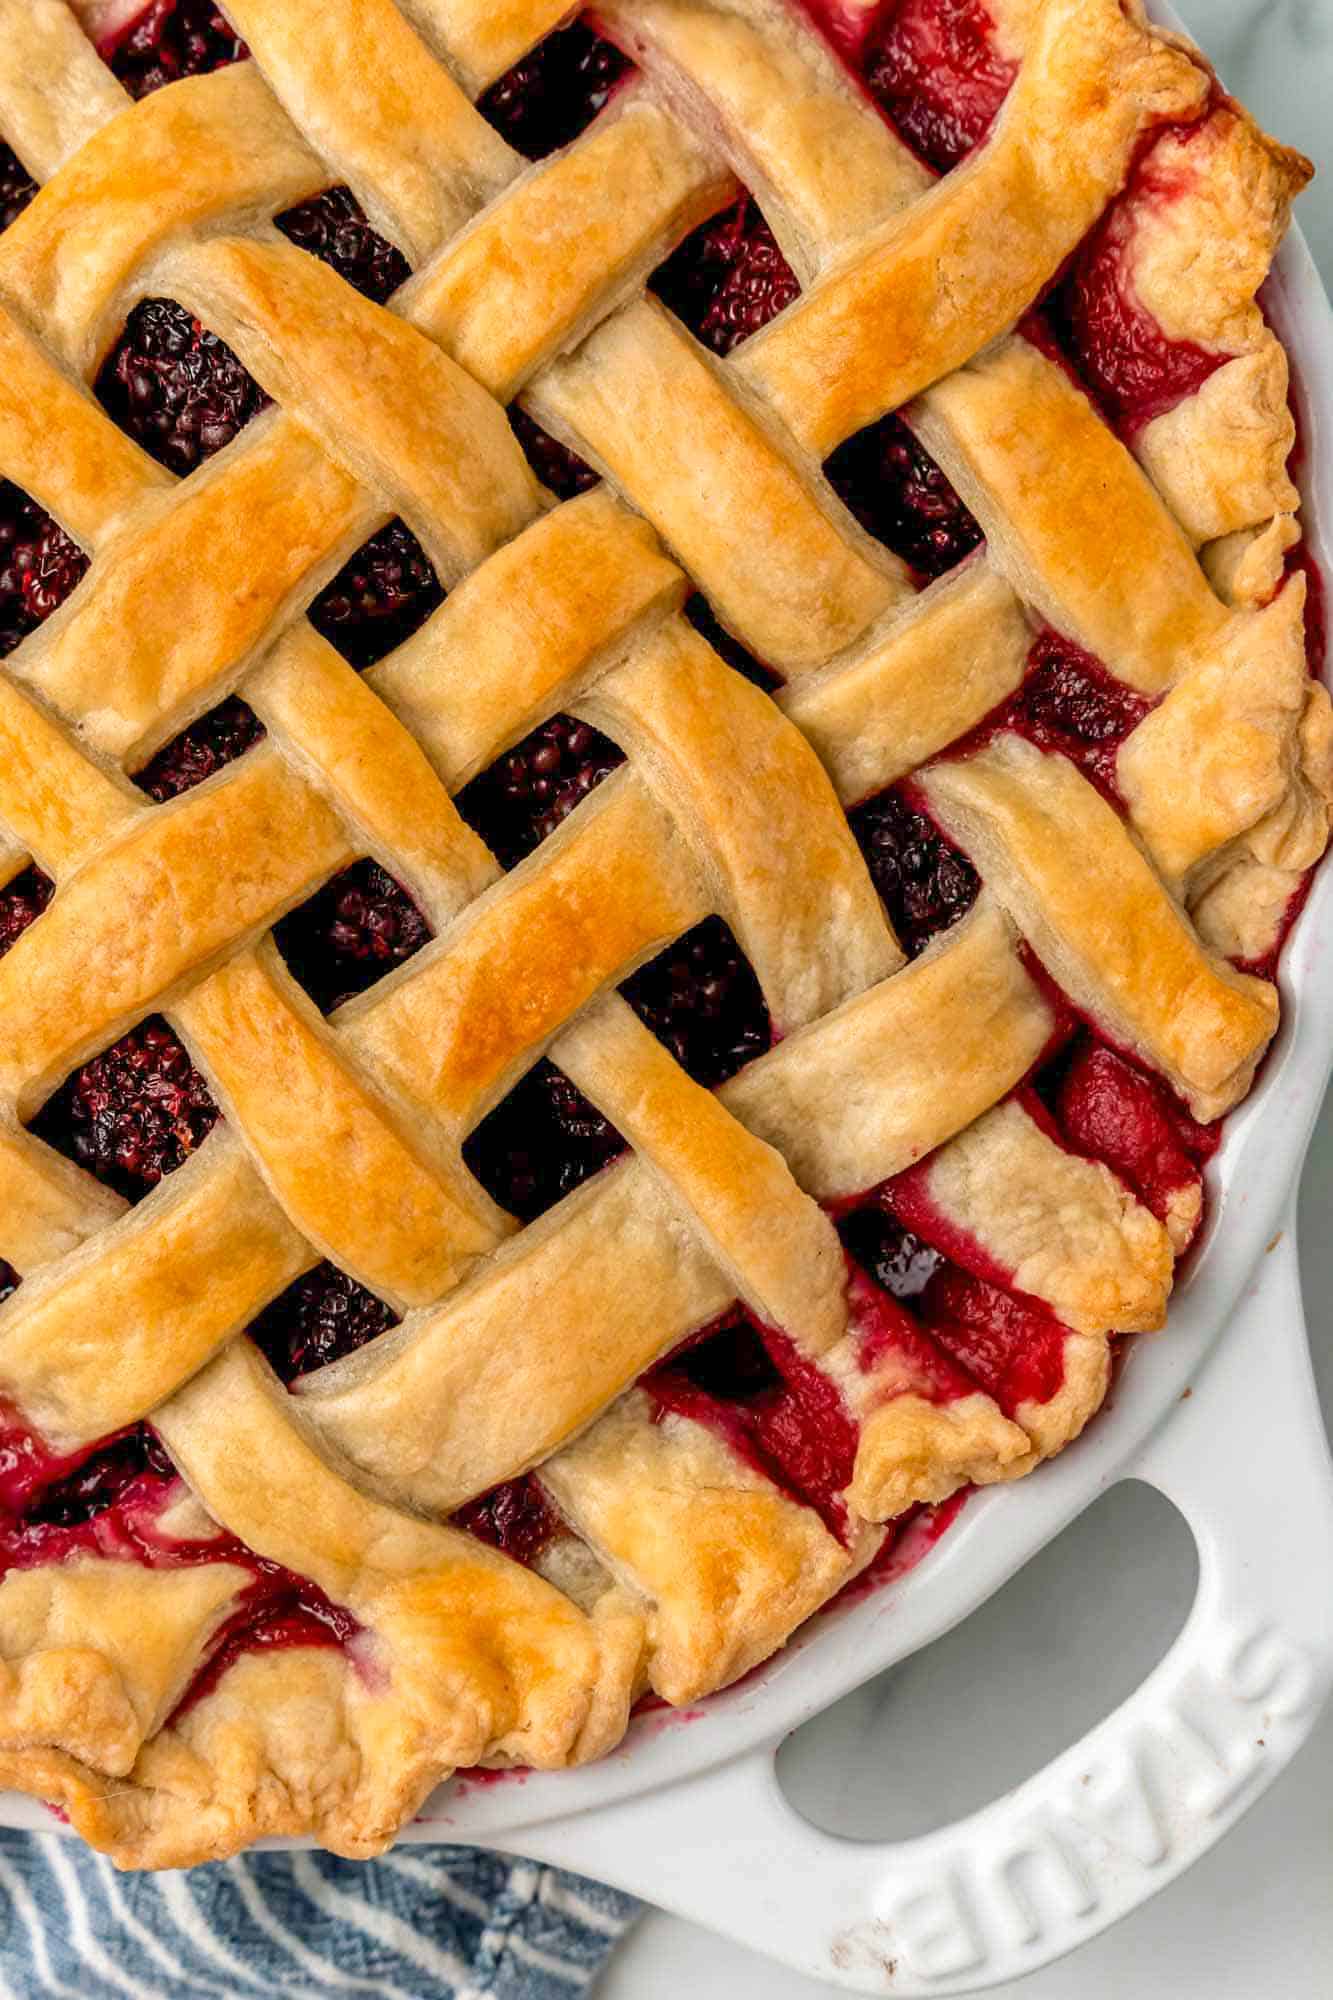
[0,0,1324,1866]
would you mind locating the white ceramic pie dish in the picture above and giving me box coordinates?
[8,12,1333,1995]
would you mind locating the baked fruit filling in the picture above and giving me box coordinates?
[0,1408,359,1713]
[0,0,1323,1860]
[643,1308,862,1540]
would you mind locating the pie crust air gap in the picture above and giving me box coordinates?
[0,0,1325,1867]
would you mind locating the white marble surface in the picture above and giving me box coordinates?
[598,4,1333,1993]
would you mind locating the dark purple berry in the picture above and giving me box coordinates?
[308,520,444,670]
[31,1017,220,1202]
[274,859,432,1013]
[250,1263,398,1383]
[850,786,979,957]
[458,714,625,869]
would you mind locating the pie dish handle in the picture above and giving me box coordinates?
[506,1220,1333,1994]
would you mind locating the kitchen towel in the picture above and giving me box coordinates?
[0,1830,640,1998]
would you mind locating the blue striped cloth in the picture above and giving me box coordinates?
[0,1833,640,1998]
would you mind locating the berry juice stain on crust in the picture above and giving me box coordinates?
[30,1018,220,1203]
[1049,1037,1215,1245]
[172,1583,360,1722]
[0,1404,360,1706]
[645,1308,858,1540]
[1048,141,1224,438]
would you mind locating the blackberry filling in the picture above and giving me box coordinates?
[453,1475,561,1567]
[96,299,269,476]
[0,865,53,960]
[308,519,445,669]
[653,196,799,355]
[458,714,626,869]
[274,859,432,1014]
[465,1061,627,1222]
[507,406,600,501]
[22,1425,176,1527]
[251,1264,399,1383]
[837,1208,944,1301]
[861,0,1017,174]
[479,22,632,160]
[622,917,771,1088]
[825,414,984,580]
[174,1585,360,1720]
[659,1308,783,1402]
[850,786,980,956]
[1000,632,1153,798]
[31,1018,220,1202]
[685,594,781,693]
[0,143,37,232]
[275,186,411,304]
[645,1309,859,1538]
[0,482,89,656]
[134,697,266,801]
[100,0,248,97]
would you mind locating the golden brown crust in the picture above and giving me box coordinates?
[1118,581,1333,957]
[920,738,1279,1121]
[910,335,1232,695]
[850,1392,1030,1521]
[782,558,1033,803]
[540,1392,857,1705]
[530,296,906,672]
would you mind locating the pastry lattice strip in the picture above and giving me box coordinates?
[0,0,1323,1862]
